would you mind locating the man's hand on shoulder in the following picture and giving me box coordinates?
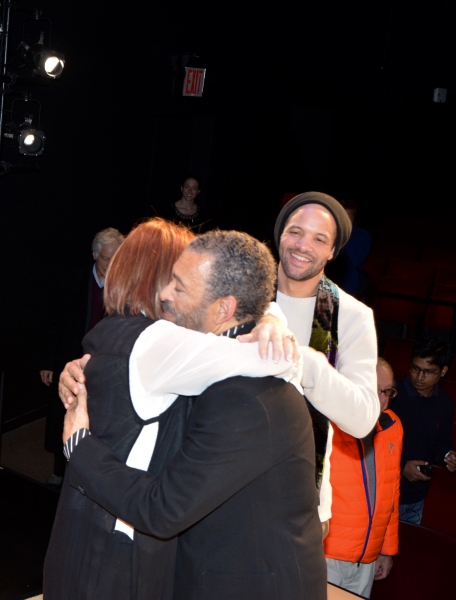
[237,314,300,364]
[403,460,432,482]
[59,354,91,409]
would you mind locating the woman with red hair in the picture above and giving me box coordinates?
[103,217,194,321]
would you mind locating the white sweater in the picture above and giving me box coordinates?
[276,287,380,521]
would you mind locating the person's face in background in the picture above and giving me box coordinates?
[181,178,200,203]
[409,356,448,398]
[93,242,120,281]
[377,362,395,411]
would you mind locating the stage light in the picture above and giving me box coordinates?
[18,129,45,156]
[36,49,65,79]
[22,38,65,79]
[43,54,64,77]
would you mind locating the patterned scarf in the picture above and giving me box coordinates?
[306,274,339,490]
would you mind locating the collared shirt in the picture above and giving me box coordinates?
[92,264,104,288]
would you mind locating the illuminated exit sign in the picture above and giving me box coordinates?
[183,67,206,97]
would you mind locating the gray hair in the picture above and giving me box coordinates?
[187,230,277,323]
[92,227,125,256]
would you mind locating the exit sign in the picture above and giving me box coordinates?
[183,68,206,97]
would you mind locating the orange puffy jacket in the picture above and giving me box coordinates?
[324,409,403,564]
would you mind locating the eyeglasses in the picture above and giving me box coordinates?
[409,364,440,378]
[378,387,398,399]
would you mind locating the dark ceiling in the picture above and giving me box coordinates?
[1,0,455,423]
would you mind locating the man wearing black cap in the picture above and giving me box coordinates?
[270,192,380,535]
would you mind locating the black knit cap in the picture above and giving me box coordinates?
[274,191,352,259]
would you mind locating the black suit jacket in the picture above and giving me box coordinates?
[44,314,187,600]
[70,375,327,600]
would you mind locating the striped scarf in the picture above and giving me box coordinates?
[307,274,339,490]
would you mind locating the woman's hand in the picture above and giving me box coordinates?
[237,314,300,364]
[63,382,90,444]
[59,354,91,409]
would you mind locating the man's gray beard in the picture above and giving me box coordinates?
[162,299,210,333]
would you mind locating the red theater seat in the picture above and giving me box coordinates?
[437,379,456,407]
[386,258,435,284]
[377,276,429,300]
[424,304,454,332]
[431,284,456,304]
[420,467,456,537]
[363,255,386,287]
[421,246,456,267]
[382,337,416,379]
[374,297,425,339]
[435,265,456,287]
[445,355,456,382]
[370,240,418,262]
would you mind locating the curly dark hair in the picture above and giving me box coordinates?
[411,337,449,369]
[187,230,277,323]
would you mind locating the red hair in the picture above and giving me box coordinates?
[104,218,195,319]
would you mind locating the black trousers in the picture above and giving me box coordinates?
[96,531,133,600]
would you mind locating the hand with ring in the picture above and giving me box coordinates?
[237,314,300,364]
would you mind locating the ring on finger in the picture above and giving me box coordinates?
[284,334,296,342]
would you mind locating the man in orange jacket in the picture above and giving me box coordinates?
[324,358,403,599]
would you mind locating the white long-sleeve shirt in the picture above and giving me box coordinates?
[276,287,380,522]
[115,318,302,538]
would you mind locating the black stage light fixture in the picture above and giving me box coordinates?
[3,100,46,157]
[18,128,45,156]
[21,33,65,79]
[34,48,65,79]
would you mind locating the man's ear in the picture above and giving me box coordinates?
[214,296,237,324]
[441,365,448,377]
[92,252,97,261]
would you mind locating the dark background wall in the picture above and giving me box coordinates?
[1,0,455,428]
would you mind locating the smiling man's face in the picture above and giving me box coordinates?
[159,249,219,333]
[279,203,336,284]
